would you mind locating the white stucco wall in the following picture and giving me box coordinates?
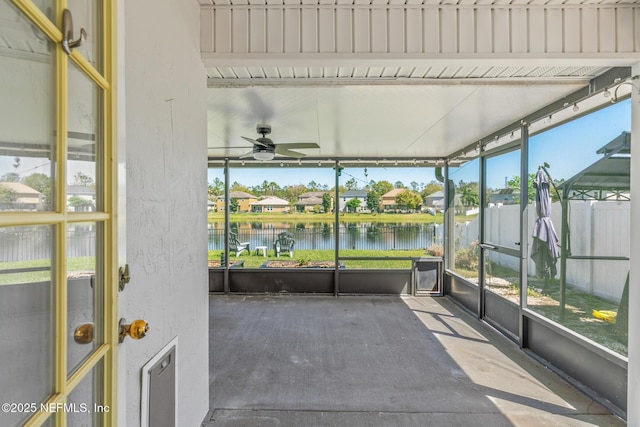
[120,0,209,426]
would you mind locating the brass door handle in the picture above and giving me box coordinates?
[74,323,94,344]
[119,318,149,343]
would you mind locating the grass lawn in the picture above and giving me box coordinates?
[209,249,426,268]
[450,262,628,356]
[527,278,627,356]
[0,257,95,285]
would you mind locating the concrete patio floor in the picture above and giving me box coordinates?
[204,295,625,427]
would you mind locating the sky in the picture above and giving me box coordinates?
[210,99,631,191]
[434,98,631,189]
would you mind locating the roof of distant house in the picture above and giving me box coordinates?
[295,196,323,205]
[433,194,461,208]
[425,190,444,198]
[299,191,327,199]
[227,190,256,199]
[340,189,367,198]
[381,188,405,199]
[251,196,290,206]
[489,188,519,195]
[0,181,41,195]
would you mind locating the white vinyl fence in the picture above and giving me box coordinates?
[455,200,630,303]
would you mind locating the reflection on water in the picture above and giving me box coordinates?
[208,221,433,229]
[208,221,441,252]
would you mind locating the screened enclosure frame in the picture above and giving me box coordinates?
[206,67,633,416]
[556,131,631,320]
[207,158,447,296]
[439,68,632,418]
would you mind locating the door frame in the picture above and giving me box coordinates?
[3,1,118,425]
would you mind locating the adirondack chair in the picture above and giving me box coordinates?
[273,232,294,258]
[229,232,250,257]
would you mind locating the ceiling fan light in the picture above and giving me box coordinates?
[253,150,275,161]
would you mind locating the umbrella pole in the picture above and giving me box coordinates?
[559,196,568,321]
[541,164,565,320]
[541,165,561,202]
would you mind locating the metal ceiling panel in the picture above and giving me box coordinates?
[324,67,339,77]
[352,67,368,78]
[206,66,614,84]
[338,67,353,77]
[381,67,399,78]
[210,0,640,4]
[199,2,636,163]
[233,67,251,78]
[206,82,587,160]
[263,67,280,78]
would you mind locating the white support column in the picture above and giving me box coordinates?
[629,61,640,427]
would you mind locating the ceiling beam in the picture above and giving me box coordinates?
[207,76,593,88]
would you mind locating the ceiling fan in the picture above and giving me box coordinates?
[240,125,319,160]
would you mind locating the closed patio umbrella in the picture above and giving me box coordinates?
[531,167,560,278]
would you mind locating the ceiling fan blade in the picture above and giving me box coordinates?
[275,146,306,158]
[275,142,320,149]
[239,150,255,159]
[241,136,268,147]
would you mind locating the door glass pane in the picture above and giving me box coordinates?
[485,149,521,250]
[0,0,56,212]
[485,250,520,304]
[68,361,104,427]
[67,0,102,71]
[68,62,101,212]
[0,225,54,427]
[67,222,102,375]
[449,159,480,280]
[30,1,55,21]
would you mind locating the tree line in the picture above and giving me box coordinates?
[208,177,446,213]
[208,174,566,213]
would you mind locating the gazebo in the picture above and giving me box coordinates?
[556,131,630,330]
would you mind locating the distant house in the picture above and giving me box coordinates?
[215,190,257,212]
[488,188,520,205]
[424,190,444,208]
[432,193,462,211]
[379,188,405,212]
[0,182,44,211]
[250,196,290,213]
[67,185,96,212]
[296,191,332,212]
[338,189,368,212]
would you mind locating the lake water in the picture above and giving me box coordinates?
[208,222,442,251]
[0,222,442,263]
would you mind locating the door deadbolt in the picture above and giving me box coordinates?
[119,318,149,343]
